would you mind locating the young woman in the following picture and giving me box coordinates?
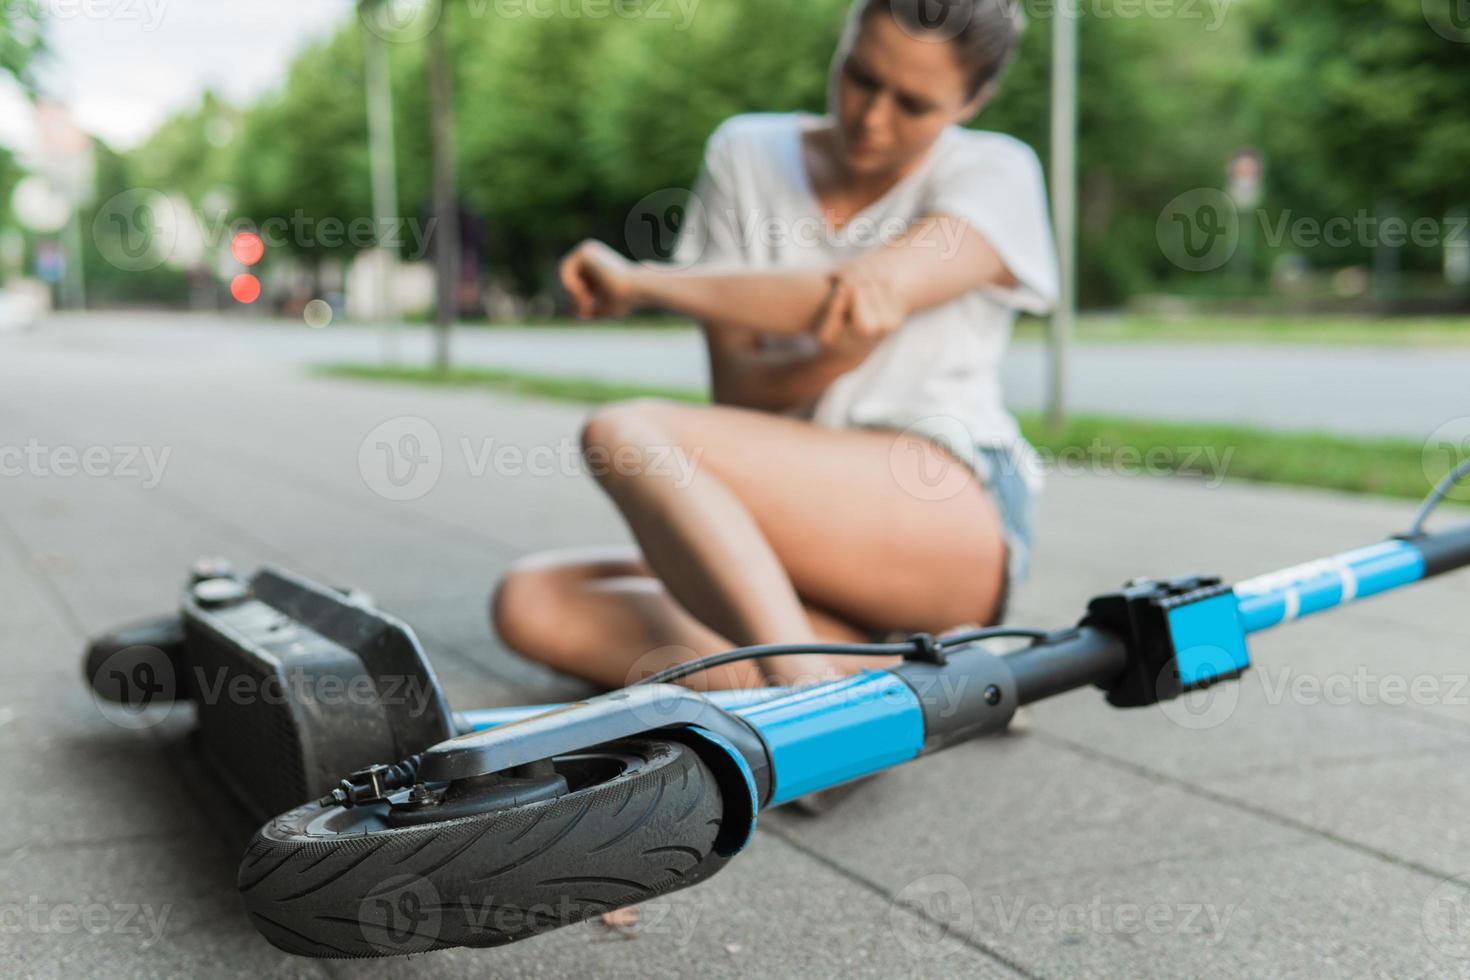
[493,0,1057,692]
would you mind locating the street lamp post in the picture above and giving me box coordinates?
[427,4,460,373]
[360,0,402,363]
[1047,0,1079,430]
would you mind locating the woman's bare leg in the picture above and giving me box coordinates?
[573,400,1008,686]
[492,546,874,690]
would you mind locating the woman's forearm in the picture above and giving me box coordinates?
[633,265,834,335]
[706,326,868,414]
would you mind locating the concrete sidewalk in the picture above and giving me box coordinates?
[3,317,1470,978]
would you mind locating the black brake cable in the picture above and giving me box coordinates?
[631,625,1053,687]
[1406,457,1470,538]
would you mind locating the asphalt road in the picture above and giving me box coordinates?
[31,310,1470,440]
[4,314,1470,978]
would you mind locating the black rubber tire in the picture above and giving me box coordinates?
[238,738,728,959]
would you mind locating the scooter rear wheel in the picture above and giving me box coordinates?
[239,737,726,958]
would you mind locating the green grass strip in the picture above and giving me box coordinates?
[316,362,1463,505]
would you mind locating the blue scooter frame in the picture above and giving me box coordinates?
[431,522,1470,851]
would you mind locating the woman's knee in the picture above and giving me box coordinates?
[579,399,686,488]
[490,560,566,659]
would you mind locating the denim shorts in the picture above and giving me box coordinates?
[971,444,1038,620]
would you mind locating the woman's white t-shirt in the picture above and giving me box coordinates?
[673,112,1058,492]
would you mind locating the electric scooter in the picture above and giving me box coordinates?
[85,463,1470,958]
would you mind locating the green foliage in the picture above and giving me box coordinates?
[231,28,374,261]
[112,0,1470,304]
[580,0,848,199]
[1245,0,1470,270]
[128,91,241,204]
[1,0,44,91]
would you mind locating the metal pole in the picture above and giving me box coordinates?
[428,6,460,373]
[362,0,402,363]
[60,209,86,310]
[1047,0,1079,430]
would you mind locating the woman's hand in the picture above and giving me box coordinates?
[814,263,908,355]
[559,240,643,319]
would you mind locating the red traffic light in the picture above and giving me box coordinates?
[231,274,262,304]
[231,231,265,266]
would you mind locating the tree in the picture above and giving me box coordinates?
[1,0,44,92]
[231,28,375,263]
[1246,0,1470,272]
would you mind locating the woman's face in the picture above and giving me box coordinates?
[829,12,984,179]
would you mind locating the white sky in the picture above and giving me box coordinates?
[1,0,356,157]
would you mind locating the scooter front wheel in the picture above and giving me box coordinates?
[238,738,727,958]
